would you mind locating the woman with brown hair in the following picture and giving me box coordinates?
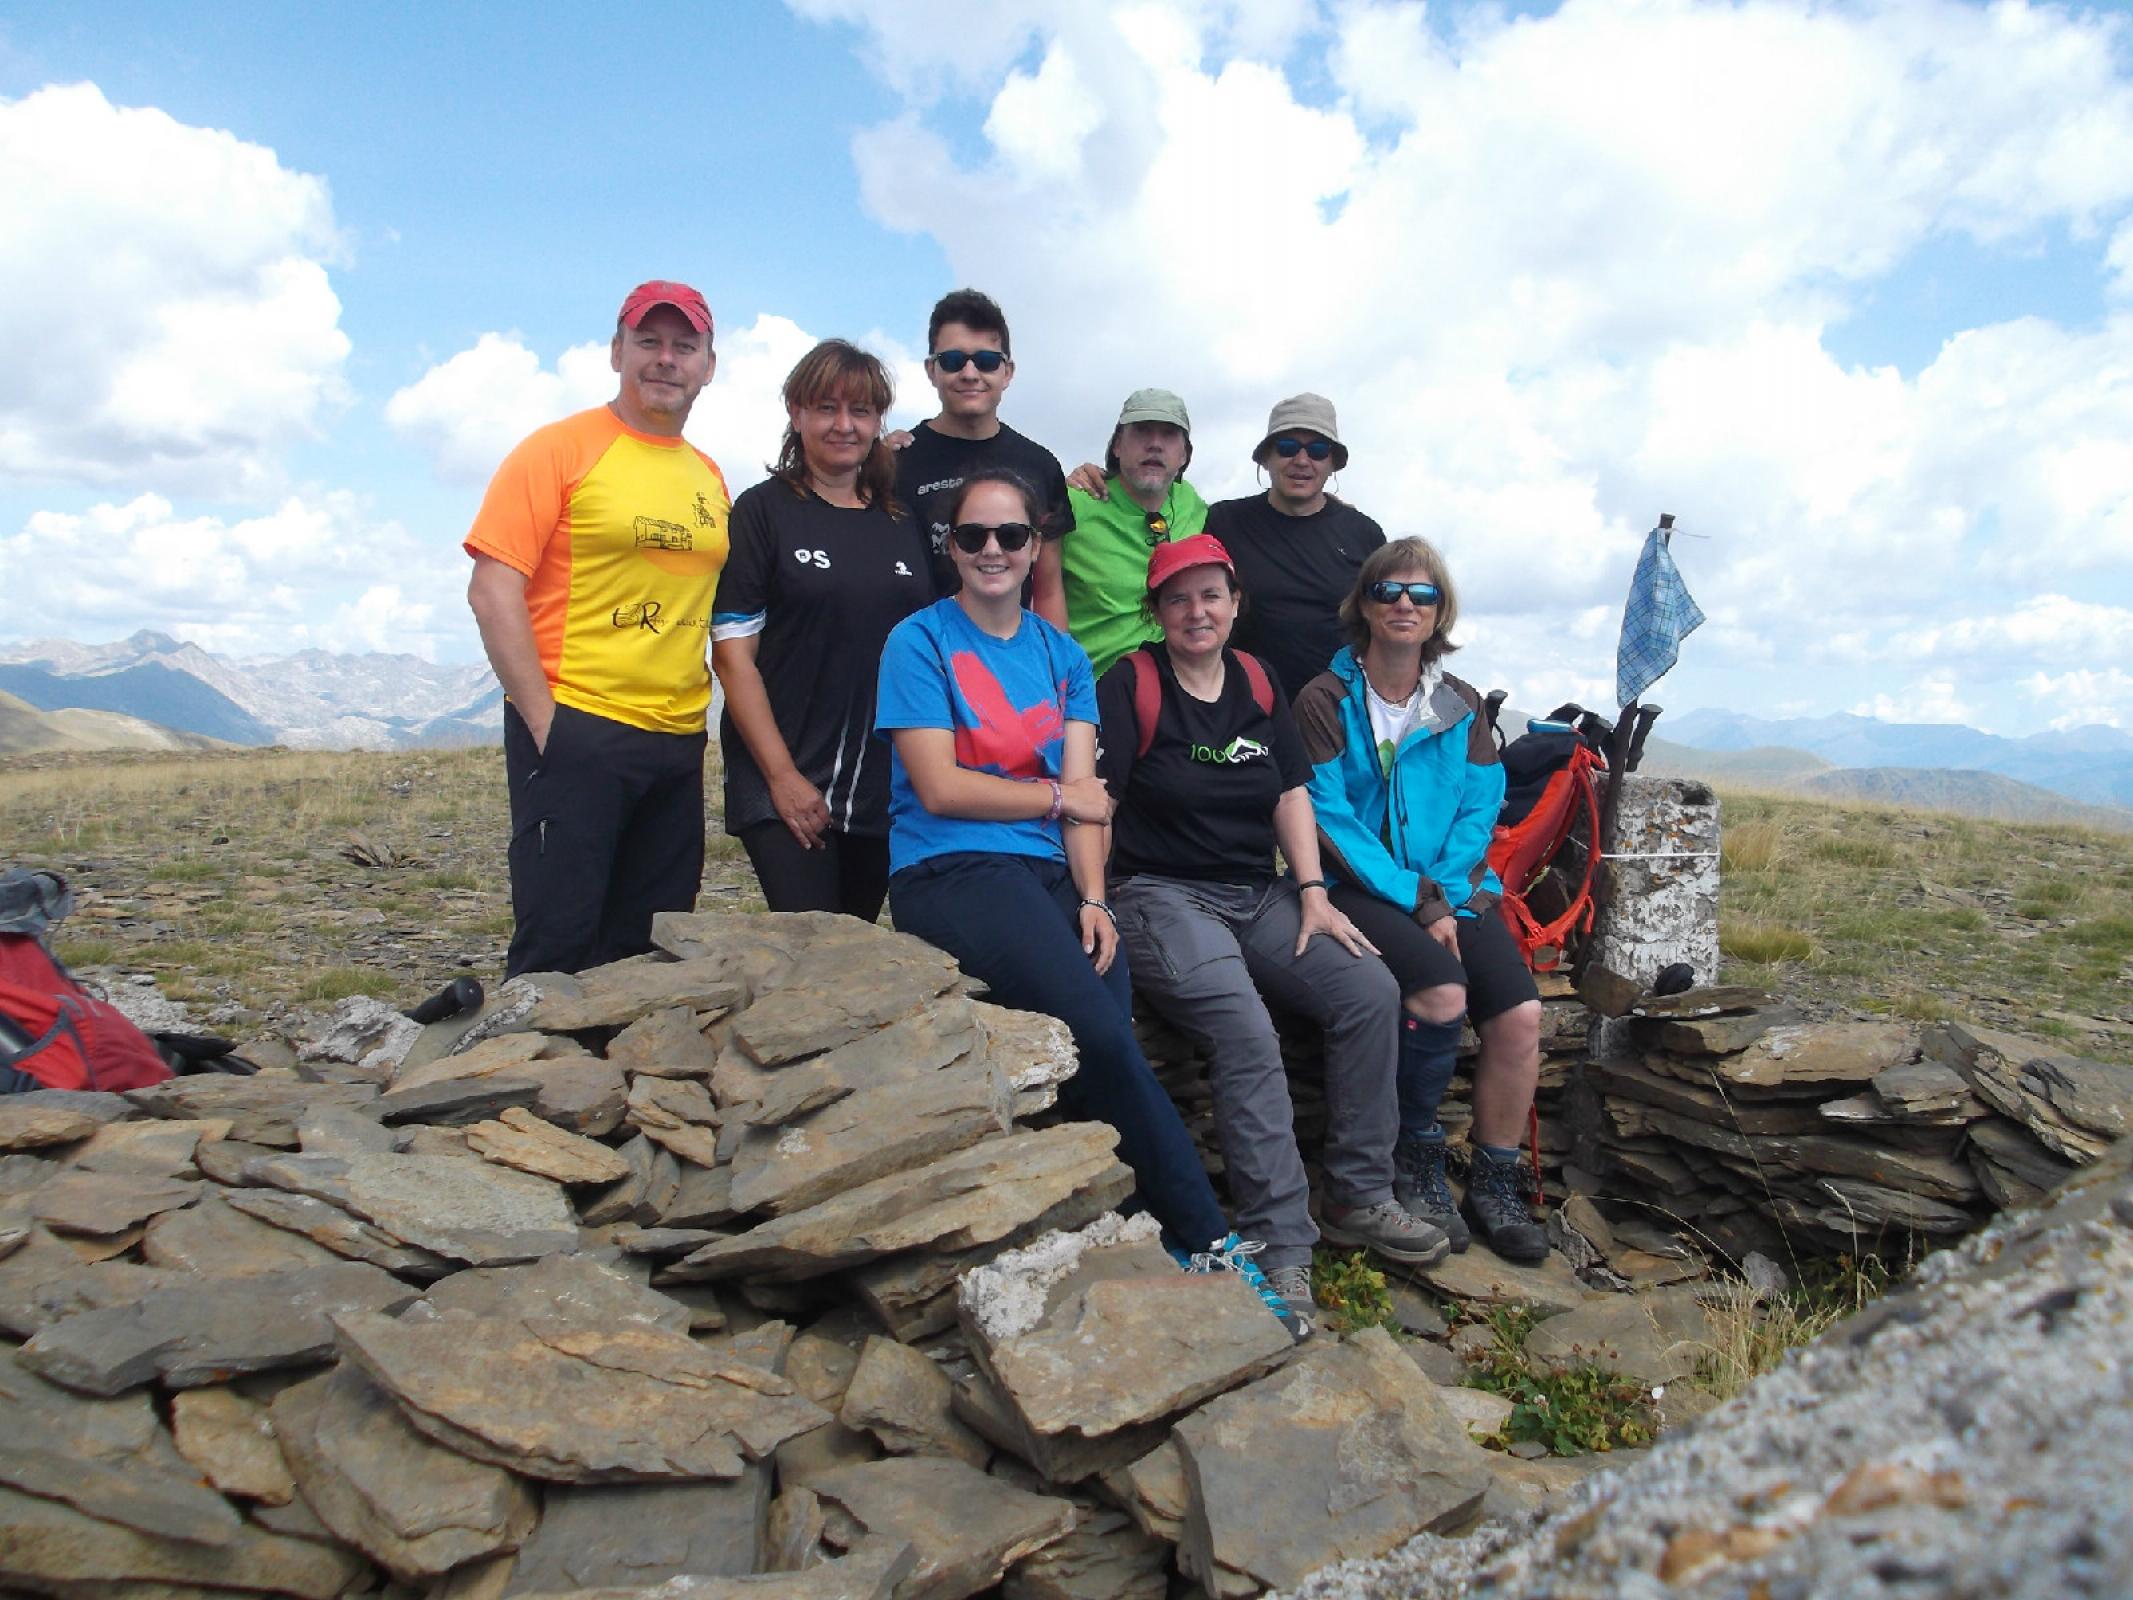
[712,339,934,919]
[1290,537,1548,1264]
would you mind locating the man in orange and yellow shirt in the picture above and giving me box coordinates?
[465,280,731,977]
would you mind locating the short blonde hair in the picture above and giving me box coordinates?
[1338,536,1460,664]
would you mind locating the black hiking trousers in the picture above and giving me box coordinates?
[502,701,705,978]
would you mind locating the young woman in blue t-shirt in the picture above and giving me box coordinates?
[875,467,1297,1333]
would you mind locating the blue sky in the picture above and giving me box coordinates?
[3,0,2131,736]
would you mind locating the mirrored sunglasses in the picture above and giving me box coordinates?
[949,521,1037,553]
[1272,437,1334,461]
[930,349,1007,374]
[1366,580,1441,606]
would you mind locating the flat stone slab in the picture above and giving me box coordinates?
[726,1002,981,1127]
[140,1187,348,1276]
[0,1347,243,1544]
[18,1259,417,1394]
[839,1335,989,1467]
[510,1535,916,1600]
[1410,1246,1592,1316]
[666,1122,1123,1283]
[74,1115,229,1179]
[1002,1504,1169,1600]
[171,1385,296,1504]
[468,1106,632,1185]
[728,948,962,1068]
[333,1306,831,1482]
[606,1004,722,1079]
[424,1252,693,1334]
[245,1149,578,1264]
[29,1170,200,1236]
[527,957,746,1033]
[502,1473,772,1594]
[810,1456,1074,1600]
[273,1362,538,1580]
[224,1185,456,1277]
[727,1055,1014,1219]
[1522,1285,1715,1384]
[1927,1021,2133,1162]
[392,1029,590,1095]
[1173,1328,1490,1597]
[958,1214,1291,1441]
[126,1075,377,1145]
[1712,1021,1916,1091]
[0,1228,183,1337]
[0,1100,102,1151]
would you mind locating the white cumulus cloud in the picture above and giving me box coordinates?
[0,83,350,495]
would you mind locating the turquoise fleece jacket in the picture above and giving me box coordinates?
[1291,647,1505,925]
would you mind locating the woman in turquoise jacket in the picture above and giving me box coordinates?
[1290,536,1547,1264]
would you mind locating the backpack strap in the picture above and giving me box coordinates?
[1232,650,1276,718]
[1129,646,1276,759]
[1127,648,1162,758]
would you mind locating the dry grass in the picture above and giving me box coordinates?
[1695,1255,1896,1401]
[1716,786,2133,1061]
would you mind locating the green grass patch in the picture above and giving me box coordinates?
[53,938,117,967]
[411,868,482,892]
[297,967,399,1002]
[1719,917,1815,964]
[146,858,223,882]
[1807,836,1900,868]
[1310,1249,1399,1336]
[1463,1307,1656,1456]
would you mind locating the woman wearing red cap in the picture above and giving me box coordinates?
[1095,533,1450,1332]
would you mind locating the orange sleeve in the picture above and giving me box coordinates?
[463,411,611,575]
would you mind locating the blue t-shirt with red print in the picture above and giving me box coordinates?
[875,599,1099,875]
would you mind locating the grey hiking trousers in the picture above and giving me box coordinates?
[1112,875,1402,1274]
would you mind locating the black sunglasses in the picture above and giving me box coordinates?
[930,349,1007,374]
[1272,437,1333,461]
[949,521,1036,553]
[1366,580,1441,606]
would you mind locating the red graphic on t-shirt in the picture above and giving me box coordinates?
[950,650,1063,777]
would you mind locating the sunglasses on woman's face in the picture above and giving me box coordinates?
[1272,437,1333,461]
[930,349,1007,374]
[949,521,1037,553]
[1366,580,1441,606]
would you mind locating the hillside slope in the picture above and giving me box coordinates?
[0,689,230,756]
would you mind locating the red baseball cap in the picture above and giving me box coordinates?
[1147,532,1236,594]
[618,280,712,335]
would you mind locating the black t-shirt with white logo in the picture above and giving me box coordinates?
[1096,642,1311,884]
[893,420,1075,597]
[1205,493,1386,702]
[713,480,934,838]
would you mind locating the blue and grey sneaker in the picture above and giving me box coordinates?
[1172,1232,1308,1339]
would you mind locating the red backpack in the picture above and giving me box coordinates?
[0,871,171,1094]
[1123,647,1276,756]
[1485,721,1607,972]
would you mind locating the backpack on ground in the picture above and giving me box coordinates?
[1485,709,1608,973]
[1123,646,1276,757]
[0,869,172,1095]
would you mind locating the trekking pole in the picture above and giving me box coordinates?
[1625,702,1663,772]
[404,977,485,1026]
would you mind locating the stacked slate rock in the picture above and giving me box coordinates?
[0,910,1566,1600]
[1567,984,2133,1264]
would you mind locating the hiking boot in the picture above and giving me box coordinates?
[1394,1130,1471,1253]
[1174,1233,1308,1339]
[1461,1151,1550,1264]
[1319,1199,1451,1267]
[1264,1263,1319,1335]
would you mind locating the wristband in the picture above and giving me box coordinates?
[1079,898,1115,924]
[1044,779,1064,823]
[1295,878,1330,893]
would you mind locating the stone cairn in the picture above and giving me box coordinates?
[0,909,1610,1600]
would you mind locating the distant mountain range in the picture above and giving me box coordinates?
[0,688,230,757]
[0,633,500,751]
[1647,710,2133,833]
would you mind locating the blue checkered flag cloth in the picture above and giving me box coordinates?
[1616,524,1703,708]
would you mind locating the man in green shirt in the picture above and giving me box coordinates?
[1062,388,1209,679]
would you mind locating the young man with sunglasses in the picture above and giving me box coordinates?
[892,289,1075,625]
[1206,393,1385,703]
[1061,388,1209,679]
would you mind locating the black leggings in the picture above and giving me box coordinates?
[1328,889,1539,1022]
[738,822,891,922]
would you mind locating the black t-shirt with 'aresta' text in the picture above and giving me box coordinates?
[1095,642,1312,884]
[893,420,1075,597]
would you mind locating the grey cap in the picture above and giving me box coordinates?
[1115,387,1191,435]
[1257,392,1347,469]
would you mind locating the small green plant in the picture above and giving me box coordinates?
[1462,1306,1654,1455]
[1309,1249,1399,1335]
